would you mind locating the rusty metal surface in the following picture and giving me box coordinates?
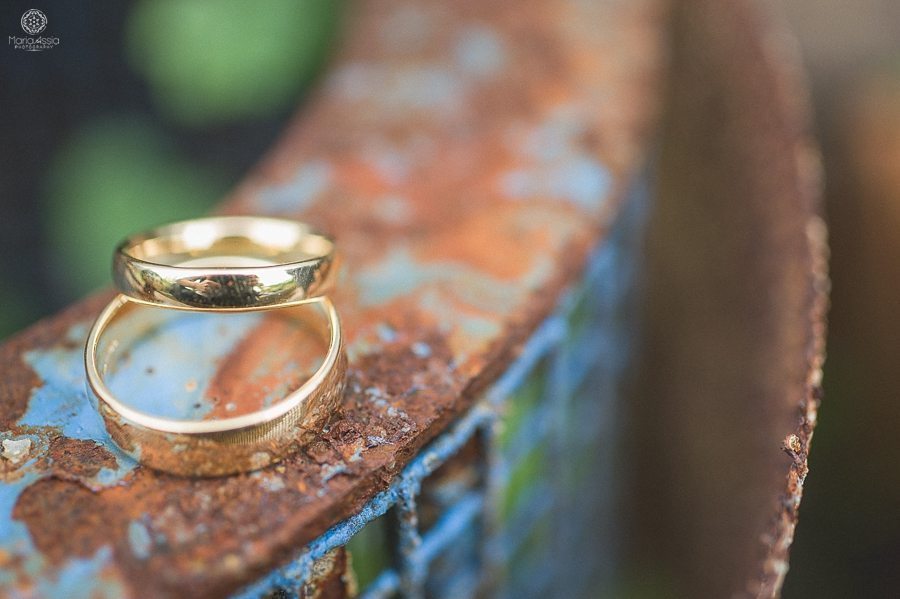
[0,0,665,596]
[631,0,828,597]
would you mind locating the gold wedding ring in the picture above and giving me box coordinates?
[85,217,346,476]
[113,216,337,311]
[85,296,345,476]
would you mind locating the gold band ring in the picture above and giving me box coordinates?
[112,216,337,311]
[84,295,346,476]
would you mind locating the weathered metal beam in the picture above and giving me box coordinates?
[631,0,828,597]
[0,0,666,596]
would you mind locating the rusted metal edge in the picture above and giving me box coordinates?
[0,0,666,596]
[716,3,830,595]
[632,0,828,596]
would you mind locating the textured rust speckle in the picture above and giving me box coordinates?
[300,548,350,598]
[0,293,111,428]
[14,479,123,567]
[47,437,119,480]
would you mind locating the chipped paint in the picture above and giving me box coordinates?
[19,327,137,485]
[501,109,614,210]
[254,472,287,493]
[254,161,333,215]
[354,247,520,311]
[411,342,431,359]
[128,520,153,560]
[35,546,125,599]
[106,311,262,420]
[331,64,467,115]
[454,26,507,77]
[1,438,31,464]
[0,321,138,595]
[371,195,412,225]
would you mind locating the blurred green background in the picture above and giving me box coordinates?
[0,0,343,338]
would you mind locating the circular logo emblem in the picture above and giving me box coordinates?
[20,9,47,35]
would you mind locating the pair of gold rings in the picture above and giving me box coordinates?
[84,217,347,476]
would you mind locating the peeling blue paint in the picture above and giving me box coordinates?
[319,462,348,488]
[386,67,464,113]
[331,64,466,115]
[106,311,261,420]
[20,325,138,482]
[230,185,648,598]
[502,155,611,210]
[128,520,153,560]
[354,247,518,312]
[372,195,412,224]
[501,108,613,211]
[455,26,506,77]
[255,161,332,215]
[365,149,412,185]
[417,289,501,343]
[1,323,141,591]
[376,323,398,343]
[0,470,41,559]
[36,546,124,599]
[21,346,110,442]
[411,342,432,358]
[251,470,288,493]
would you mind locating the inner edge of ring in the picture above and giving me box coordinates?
[84,295,342,435]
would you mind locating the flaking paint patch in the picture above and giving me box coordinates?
[128,520,152,560]
[254,161,332,215]
[501,108,613,211]
[384,67,466,114]
[106,312,262,419]
[19,326,137,482]
[20,346,111,442]
[354,246,519,312]
[377,323,398,343]
[1,323,139,591]
[372,195,413,224]
[0,474,126,596]
[1,438,31,463]
[417,288,502,358]
[330,64,467,116]
[411,342,432,358]
[259,475,286,493]
[360,136,435,185]
[502,156,611,210]
[35,546,125,599]
[0,470,41,558]
[455,26,507,77]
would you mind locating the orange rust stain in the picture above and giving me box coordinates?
[417,201,576,280]
[15,479,124,567]
[203,314,325,419]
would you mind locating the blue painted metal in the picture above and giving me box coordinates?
[228,178,647,598]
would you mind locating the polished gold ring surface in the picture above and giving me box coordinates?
[113,216,337,311]
[84,295,346,476]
